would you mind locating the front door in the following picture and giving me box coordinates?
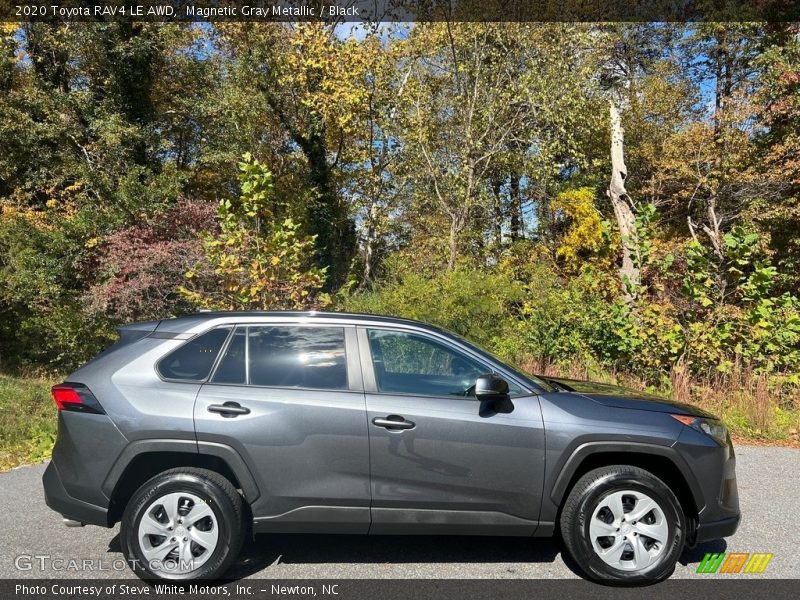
[194,324,370,533]
[359,327,546,535]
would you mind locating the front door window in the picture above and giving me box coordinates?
[367,329,492,397]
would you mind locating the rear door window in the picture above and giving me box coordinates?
[248,326,347,390]
[158,327,231,381]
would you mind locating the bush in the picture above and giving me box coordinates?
[342,255,524,348]
[84,199,216,323]
[0,207,106,371]
[492,266,606,369]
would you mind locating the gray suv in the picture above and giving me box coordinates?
[43,311,739,583]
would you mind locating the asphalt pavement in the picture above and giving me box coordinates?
[1,446,798,580]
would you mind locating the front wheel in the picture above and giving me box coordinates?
[560,465,686,583]
[120,467,245,581]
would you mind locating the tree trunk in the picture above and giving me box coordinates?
[607,96,640,304]
[702,32,729,287]
[447,211,467,270]
[509,172,523,241]
[260,85,355,293]
[360,202,379,288]
[491,178,503,253]
[303,127,355,292]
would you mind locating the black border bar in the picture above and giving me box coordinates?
[2,0,800,23]
[5,579,800,600]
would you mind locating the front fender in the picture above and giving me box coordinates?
[549,440,704,511]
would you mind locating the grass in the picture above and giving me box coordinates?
[0,373,58,471]
[1,363,798,472]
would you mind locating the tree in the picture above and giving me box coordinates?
[348,31,407,287]
[396,23,540,269]
[0,23,17,93]
[606,92,640,302]
[218,23,370,290]
[751,24,800,293]
[3,20,800,392]
[550,187,605,269]
[683,24,763,261]
[180,155,328,310]
[597,24,694,302]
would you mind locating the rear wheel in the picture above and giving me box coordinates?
[120,467,244,581]
[560,465,685,583]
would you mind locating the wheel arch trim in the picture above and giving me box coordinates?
[101,439,260,503]
[550,441,704,513]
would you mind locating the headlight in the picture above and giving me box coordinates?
[671,414,728,445]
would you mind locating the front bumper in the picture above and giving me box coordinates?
[43,461,110,527]
[675,428,741,543]
[696,514,741,543]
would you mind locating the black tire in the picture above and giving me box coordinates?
[120,467,245,581]
[560,465,685,584]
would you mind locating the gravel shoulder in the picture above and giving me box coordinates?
[1,446,797,580]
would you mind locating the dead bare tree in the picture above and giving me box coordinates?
[607,93,641,304]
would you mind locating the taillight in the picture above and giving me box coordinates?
[51,383,105,414]
[52,385,81,409]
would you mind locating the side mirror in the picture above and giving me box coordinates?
[476,374,513,416]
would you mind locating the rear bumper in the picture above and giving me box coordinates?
[42,461,110,527]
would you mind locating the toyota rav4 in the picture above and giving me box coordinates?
[43,311,739,583]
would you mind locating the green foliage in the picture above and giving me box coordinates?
[678,227,800,375]
[2,22,800,456]
[491,252,609,368]
[180,155,328,310]
[343,255,524,349]
[0,208,109,370]
[633,203,658,269]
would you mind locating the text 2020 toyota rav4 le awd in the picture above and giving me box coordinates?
[43,312,740,583]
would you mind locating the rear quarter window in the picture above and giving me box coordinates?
[212,327,247,384]
[157,327,231,381]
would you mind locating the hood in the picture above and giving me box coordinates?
[540,376,716,418]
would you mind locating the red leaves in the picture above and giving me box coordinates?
[84,200,216,321]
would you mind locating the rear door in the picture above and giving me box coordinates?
[359,327,546,535]
[194,323,370,533]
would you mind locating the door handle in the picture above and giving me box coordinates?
[207,402,250,417]
[372,415,415,430]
